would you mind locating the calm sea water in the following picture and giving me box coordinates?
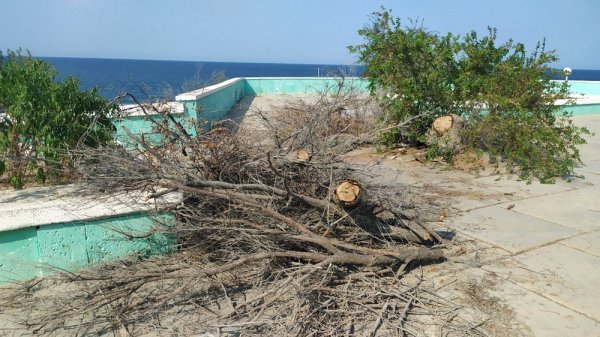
[42,57,600,100]
[42,57,361,100]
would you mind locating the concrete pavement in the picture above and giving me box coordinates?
[438,114,600,336]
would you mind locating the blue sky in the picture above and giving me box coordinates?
[2,0,600,69]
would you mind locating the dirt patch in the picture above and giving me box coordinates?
[453,151,504,177]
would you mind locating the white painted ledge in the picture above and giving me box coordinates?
[556,94,600,105]
[175,78,244,101]
[0,185,181,233]
[119,101,184,117]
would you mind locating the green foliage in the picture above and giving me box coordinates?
[0,160,5,176]
[0,49,117,187]
[9,175,23,189]
[34,167,46,183]
[349,9,590,182]
[348,11,461,142]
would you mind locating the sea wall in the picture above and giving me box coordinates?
[176,78,246,128]
[113,112,191,146]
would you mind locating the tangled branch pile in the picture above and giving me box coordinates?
[1,83,467,336]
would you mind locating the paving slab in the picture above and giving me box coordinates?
[579,142,600,161]
[560,230,600,257]
[0,313,32,337]
[574,169,600,186]
[468,175,579,198]
[573,115,600,134]
[488,277,600,337]
[579,158,600,175]
[424,180,516,212]
[451,206,579,253]
[485,244,600,322]
[500,185,600,231]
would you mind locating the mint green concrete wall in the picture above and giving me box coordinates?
[560,104,600,116]
[568,81,600,96]
[113,113,194,146]
[0,227,38,281]
[111,78,368,142]
[244,77,370,95]
[0,213,174,283]
[182,79,245,125]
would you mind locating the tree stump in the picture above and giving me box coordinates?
[433,114,464,135]
[296,149,311,161]
[426,114,465,154]
[432,115,453,136]
[335,179,363,208]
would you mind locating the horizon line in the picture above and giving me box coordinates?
[36,56,600,71]
[38,55,362,67]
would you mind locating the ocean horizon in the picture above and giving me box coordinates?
[41,56,600,101]
[42,56,363,100]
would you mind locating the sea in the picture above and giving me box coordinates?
[42,57,362,101]
[42,57,600,101]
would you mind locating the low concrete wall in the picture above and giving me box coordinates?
[0,212,173,283]
[176,78,245,127]
[111,77,370,140]
[0,185,178,283]
[111,78,600,142]
[243,77,369,95]
[113,113,192,146]
[561,103,600,116]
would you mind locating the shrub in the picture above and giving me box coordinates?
[0,49,117,188]
[349,8,590,182]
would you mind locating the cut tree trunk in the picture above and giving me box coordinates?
[427,114,465,154]
[335,179,363,208]
[296,149,311,161]
[432,114,463,136]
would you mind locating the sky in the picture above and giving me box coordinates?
[1,0,600,69]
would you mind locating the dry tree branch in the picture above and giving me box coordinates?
[0,78,466,337]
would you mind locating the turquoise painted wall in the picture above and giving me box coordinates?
[0,213,174,283]
[113,113,195,146]
[244,77,369,95]
[567,81,600,96]
[181,79,245,127]
[560,104,600,115]
[111,78,370,142]
[109,77,600,146]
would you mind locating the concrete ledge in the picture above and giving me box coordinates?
[175,78,244,101]
[0,185,180,233]
[119,101,184,117]
[0,212,174,283]
[0,184,179,283]
[556,94,600,106]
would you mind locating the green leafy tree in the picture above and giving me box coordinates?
[0,49,117,188]
[349,9,590,182]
